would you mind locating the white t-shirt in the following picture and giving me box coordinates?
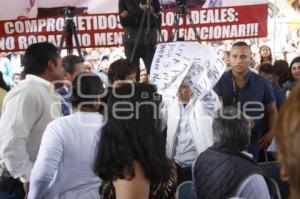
[28,112,102,199]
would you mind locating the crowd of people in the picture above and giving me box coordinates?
[0,38,298,199]
[0,1,300,199]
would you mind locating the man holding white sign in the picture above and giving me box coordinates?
[150,42,224,184]
[163,81,220,184]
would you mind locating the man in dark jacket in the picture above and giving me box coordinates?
[119,0,161,79]
[193,106,271,199]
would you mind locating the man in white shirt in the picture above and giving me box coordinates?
[163,81,220,184]
[0,42,65,197]
[28,73,103,199]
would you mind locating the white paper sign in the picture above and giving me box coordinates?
[150,41,226,100]
[150,42,193,100]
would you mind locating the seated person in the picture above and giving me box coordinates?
[99,59,136,114]
[108,59,136,85]
[193,106,272,199]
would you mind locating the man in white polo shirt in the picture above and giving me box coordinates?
[0,42,64,198]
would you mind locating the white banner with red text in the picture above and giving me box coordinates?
[0,0,268,51]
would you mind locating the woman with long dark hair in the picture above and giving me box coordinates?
[94,83,176,199]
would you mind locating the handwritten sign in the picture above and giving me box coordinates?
[150,42,193,100]
[183,44,226,98]
[150,41,226,100]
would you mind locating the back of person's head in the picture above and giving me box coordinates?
[24,42,59,76]
[258,63,274,82]
[94,83,172,184]
[274,60,289,86]
[63,55,84,75]
[101,55,109,61]
[108,59,137,84]
[258,63,274,74]
[71,72,104,111]
[276,83,300,199]
[212,106,250,151]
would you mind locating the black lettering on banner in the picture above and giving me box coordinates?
[94,32,123,46]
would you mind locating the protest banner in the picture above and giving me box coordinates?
[149,41,226,100]
[0,0,268,51]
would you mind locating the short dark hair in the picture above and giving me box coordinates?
[71,72,104,109]
[63,55,84,75]
[231,41,250,48]
[259,63,274,74]
[289,56,300,82]
[24,42,59,76]
[213,106,250,151]
[101,55,109,61]
[108,59,137,84]
[94,83,172,184]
